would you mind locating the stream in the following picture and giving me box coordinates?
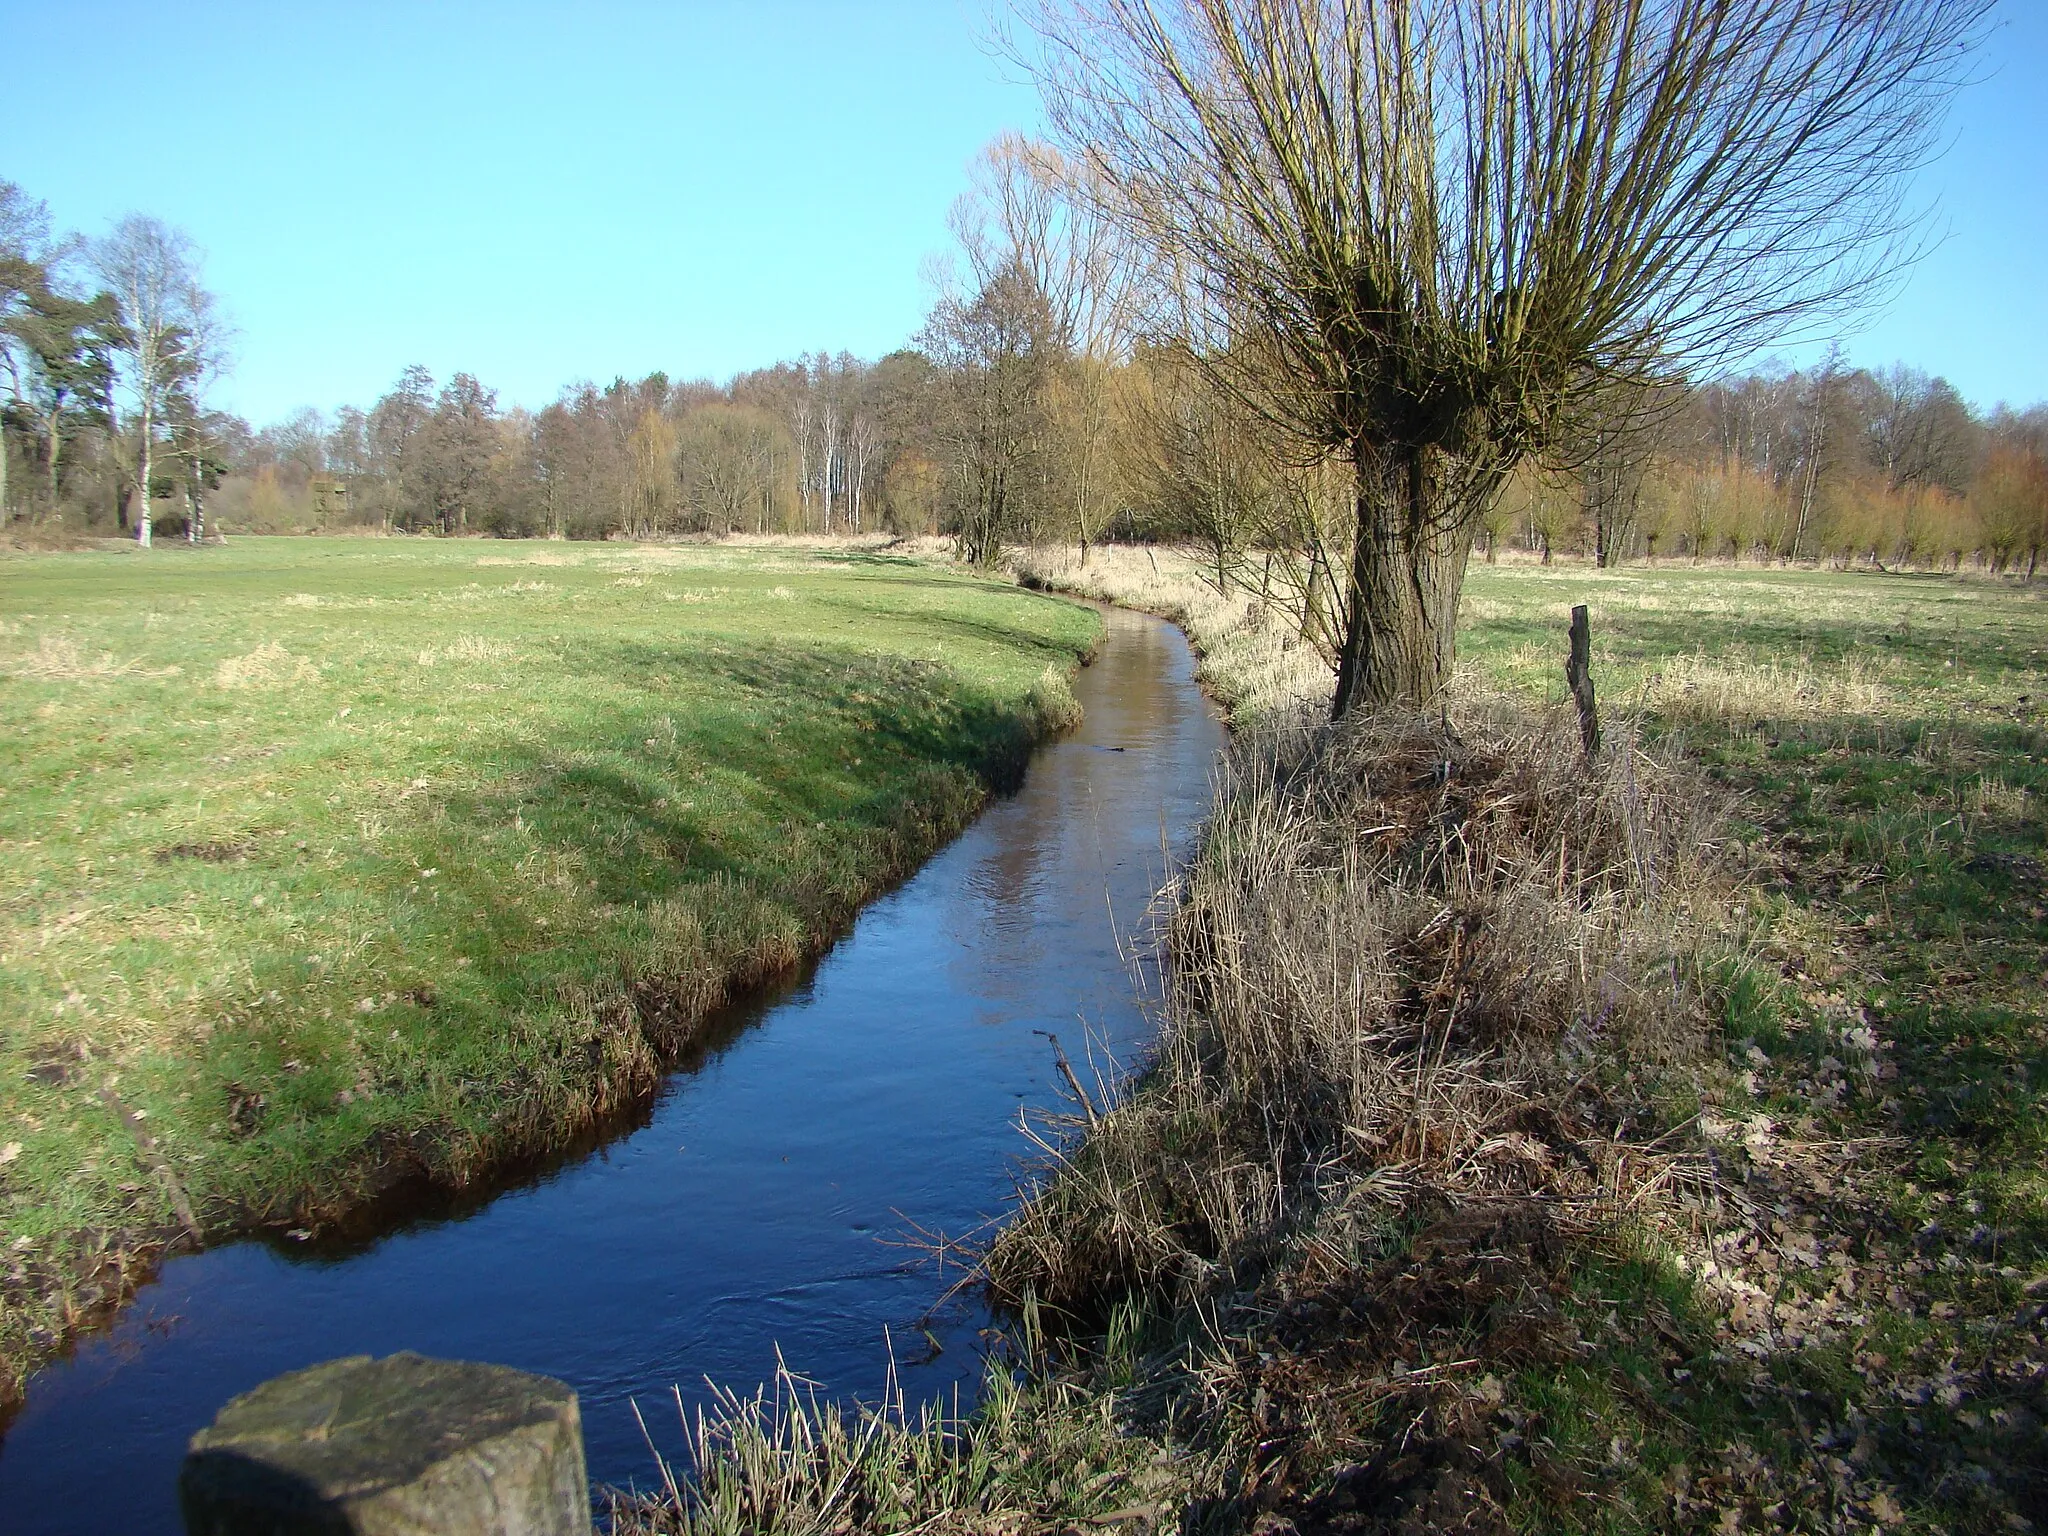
[0,604,1225,1533]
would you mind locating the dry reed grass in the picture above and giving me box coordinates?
[985,695,1726,1325]
[1635,651,1892,726]
[1009,546,1330,724]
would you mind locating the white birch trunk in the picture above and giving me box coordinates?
[136,395,153,547]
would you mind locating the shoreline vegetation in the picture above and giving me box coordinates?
[4,534,2041,1532]
[616,542,2044,1536]
[0,537,1101,1411]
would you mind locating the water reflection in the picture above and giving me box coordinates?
[0,605,1224,1533]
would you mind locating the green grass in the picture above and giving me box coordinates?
[1449,560,2048,1533]
[0,535,1100,1402]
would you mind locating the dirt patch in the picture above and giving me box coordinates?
[155,840,256,864]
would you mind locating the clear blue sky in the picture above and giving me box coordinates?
[5,1,2043,426]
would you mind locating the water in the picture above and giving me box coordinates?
[0,605,1224,1533]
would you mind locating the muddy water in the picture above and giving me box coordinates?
[0,605,1223,1533]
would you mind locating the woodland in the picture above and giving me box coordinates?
[6,141,2046,609]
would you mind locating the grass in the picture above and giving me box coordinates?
[1491,564,2048,1534]
[945,549,2047,1535]
[0,535,1101,1408]
[1011,545,1329,724]
[607,1353,1195,1536]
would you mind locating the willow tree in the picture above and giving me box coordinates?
[1023,0,1987,712]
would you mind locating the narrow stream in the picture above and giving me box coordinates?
[0,605,1224,1533]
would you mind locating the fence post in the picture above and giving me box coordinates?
[1567,604,1599,758]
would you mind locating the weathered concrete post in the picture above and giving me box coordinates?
[180,1352,590,1535]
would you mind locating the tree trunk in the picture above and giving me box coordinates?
[1331,446,1473,716]
[43,411,64,518]
[1566,604,1599,757]
[137,405,154,547]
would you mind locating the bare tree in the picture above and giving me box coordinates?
[1122,346,1273,593]
[1791,347,1848,559]
[792,394,818,530]
[952,135,1141,562]
[368,365,435,531]
[1974,431,2048,579]
[924,260,1060,564]
[847,411,877,534]
[1863,363,1980,494]
[1023,0,1988,711]
[93,215,222,548]
[415,374,500,535]
[818,394,841,532]
[679,403,784,533]
[625,405,677,537]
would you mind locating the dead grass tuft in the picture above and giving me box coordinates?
[4,634,180,681]
[415,634,516,668]
[986,694,1726,1324]
[212,642,318,690]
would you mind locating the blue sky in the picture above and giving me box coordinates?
[5,1,2043,425]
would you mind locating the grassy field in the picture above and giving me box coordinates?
[1456,561,2048,1531]
[0,535,1100,1405]
[946,549,2048,1536]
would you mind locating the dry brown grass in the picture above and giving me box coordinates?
[1009,545,1331,723]
[986,693,1727,1326]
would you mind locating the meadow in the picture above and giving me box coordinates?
[1457,560,2045,1530]
[0,536,1099,1403]
[973,547,2048,1535]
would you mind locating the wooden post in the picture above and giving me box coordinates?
[181,1353,590,1535]
[1566,604,1599,758]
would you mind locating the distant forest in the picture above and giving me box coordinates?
[5,146,2046,577]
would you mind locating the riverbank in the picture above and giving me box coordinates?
[0,538,1101,1409]
[620,546,2046,1535]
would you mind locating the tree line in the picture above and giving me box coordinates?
[1486,359,2048,577]
[9,0,2044,711]
[18,148,2038,590]
[1,182,226,546]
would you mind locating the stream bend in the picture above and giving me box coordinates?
[0,605,1225,1533]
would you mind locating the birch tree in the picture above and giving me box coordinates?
[93,216,219,548]
[792,395,817,529]
[818,396,841,532]
[847,411,877,533]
